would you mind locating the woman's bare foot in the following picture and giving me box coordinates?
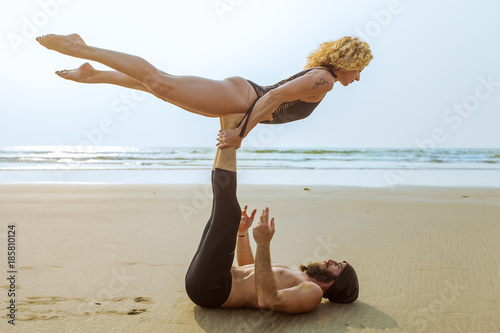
[36,34,87,56]
[55,62,95,82]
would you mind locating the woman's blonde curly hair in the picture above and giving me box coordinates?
[305,37,373,72]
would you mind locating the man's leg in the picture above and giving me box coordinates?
[189,114,241,257]
[185,115,242,308]
[212,115,239,172]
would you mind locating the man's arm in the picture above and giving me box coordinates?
[252,207,278,308]
[217,69,334,149]
[252,208,323,313]
[254,235,278,309]
[236,233,254,266]
[236,205,256,266]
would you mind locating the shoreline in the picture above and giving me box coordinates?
[2,182,500,188]
[2,168,500,188]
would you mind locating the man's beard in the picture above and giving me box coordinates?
[299,262,335,283]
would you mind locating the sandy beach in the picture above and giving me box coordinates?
[1,184,499,332]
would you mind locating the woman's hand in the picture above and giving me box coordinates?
[217,128,243,149]
[239,205,257,235]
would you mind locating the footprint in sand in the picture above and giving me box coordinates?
[134,297,153,304]
[14,295,153,320]
[127,308,147,315]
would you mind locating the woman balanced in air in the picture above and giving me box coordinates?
[36,34,372,148]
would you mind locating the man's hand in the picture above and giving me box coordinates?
[253,207,275,245]
[217,128,243,149]
[239,205,257,235]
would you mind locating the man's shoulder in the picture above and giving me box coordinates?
[295,281,324,295]
[279,281,323,301]
[274,281,324,313]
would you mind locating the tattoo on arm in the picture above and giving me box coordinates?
[312,78,329,90]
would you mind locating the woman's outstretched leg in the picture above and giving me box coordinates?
[55,63,206,114]
[36,34,257,116]
[56,63,150,92]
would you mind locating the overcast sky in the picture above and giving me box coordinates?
[1,0,499,148]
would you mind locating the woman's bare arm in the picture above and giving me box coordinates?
[217,69,334,149]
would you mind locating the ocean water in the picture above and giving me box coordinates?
[0,146,499,187]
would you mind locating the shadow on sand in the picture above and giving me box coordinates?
[193,301,398,333]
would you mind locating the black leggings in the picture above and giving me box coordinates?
[185,168,241,308]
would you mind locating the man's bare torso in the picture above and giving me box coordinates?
[221,264,309,308]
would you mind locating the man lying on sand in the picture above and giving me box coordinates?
[185,115,359,314]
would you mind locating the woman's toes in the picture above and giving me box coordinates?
[54,66,92,82]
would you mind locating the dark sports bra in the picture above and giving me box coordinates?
[238,67,336,137]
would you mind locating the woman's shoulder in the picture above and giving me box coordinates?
[305,66,336,78]
[284,67,335,82]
